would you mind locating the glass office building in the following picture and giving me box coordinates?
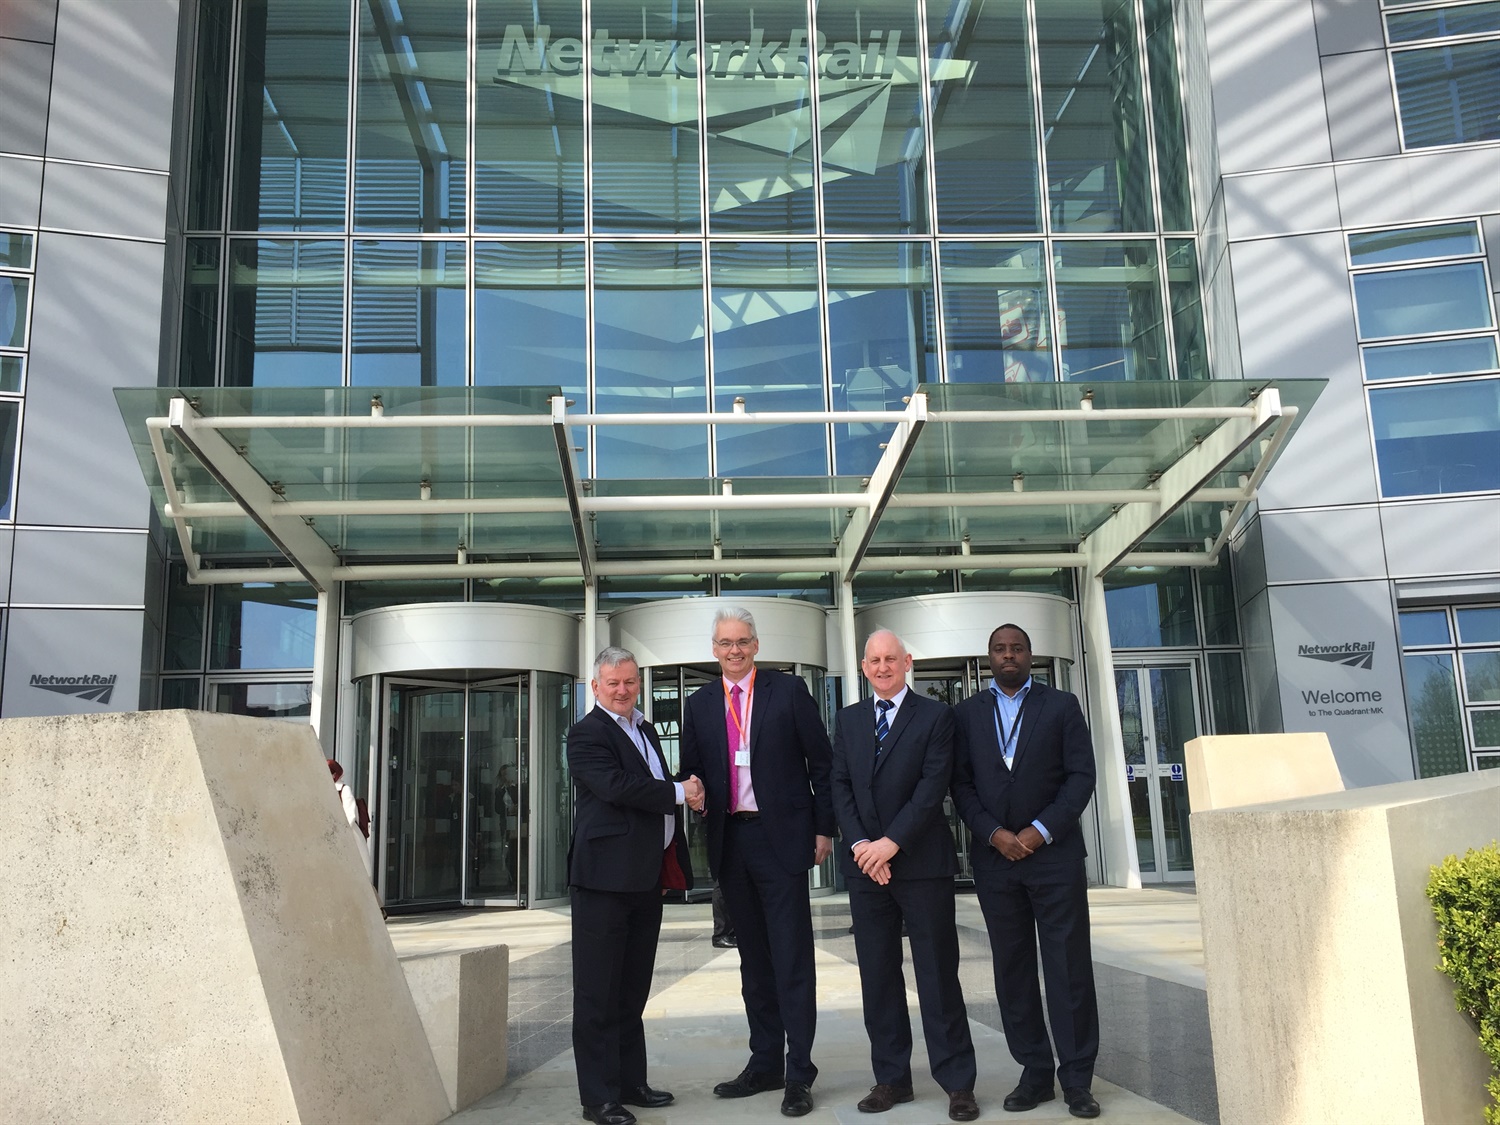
[3,0,1498,907]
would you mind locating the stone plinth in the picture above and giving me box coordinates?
[401,945,510,1111]
[0,711,451,1124]
[1184,732,1344,812]
[1193,769,1500,1124]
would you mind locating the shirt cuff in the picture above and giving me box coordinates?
[853,838,869,852]
[1031,819,1052,844]
[673,781,685,804]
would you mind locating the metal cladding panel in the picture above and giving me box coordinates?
[1,0,59,44]
[1379,498,1500,581]
[1202,0,1332,175]
[350,602,579,679]
[1260,507,1389,585]
[45,0,178,170]
[854,592,1077,666]
[40,162,168,242]
[1223,165,1340,241]
[0,37,53,156]
[1337,146,1500,230]
[610,596,828,670]
[10,529,149,607]
[1321,50,1400,162]
[1,607,143,717]
[1229,232,1379,509]
[18,233,162,528]
[1230,515,1268,610]
[1311,0,1385,54]
[0,154,42,225]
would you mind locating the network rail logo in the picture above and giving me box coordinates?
[1296,642,1375,671]
[30,673,117,704]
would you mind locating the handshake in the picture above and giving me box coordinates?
[680,774,707,813]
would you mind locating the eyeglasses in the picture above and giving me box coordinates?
[714,638,756,651]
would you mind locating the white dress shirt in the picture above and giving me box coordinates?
[609,707,682,849]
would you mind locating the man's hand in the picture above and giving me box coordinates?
[814,835,834,865]
[989,826,1034,861]
[682,775,706,812]
[853,836,899,879]
[865,859,892,886]
[1015,825,1045,853]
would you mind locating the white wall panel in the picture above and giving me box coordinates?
[1260,506,1388,584]
[1223,165,1340,240]
[40,162,168,241]
[1379,498,1500,580]
[1337,147,1500,230]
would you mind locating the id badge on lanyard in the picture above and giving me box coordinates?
[728,671,754,767]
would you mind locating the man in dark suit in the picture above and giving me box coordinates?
[567,646,704,1125]
[679,607,835,1118]
[951,624,1101,1120]
[831,629,980,1123]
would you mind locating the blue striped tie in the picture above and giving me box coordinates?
[875,698,893,744]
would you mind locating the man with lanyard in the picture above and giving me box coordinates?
[680,607,836,1118]
[950,624,1102,1119]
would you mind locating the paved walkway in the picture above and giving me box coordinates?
[388,887,1214,1125]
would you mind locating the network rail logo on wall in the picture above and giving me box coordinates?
[1297,641,1376,671]
[30,674,117,705]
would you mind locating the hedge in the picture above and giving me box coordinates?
[1427,842,1500,1124]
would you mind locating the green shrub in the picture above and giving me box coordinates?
[1427,842,1500,1125]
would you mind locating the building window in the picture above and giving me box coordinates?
[1400,605,1500,774]
[0,229,31,520]
[1386,1,1500,149]
[1351,220,1500,498]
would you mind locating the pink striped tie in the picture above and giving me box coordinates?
[727,683,743,813]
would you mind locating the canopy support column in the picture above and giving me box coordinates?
[310,584,341,756]
[839,579,859,704]
[1079,569,1140,889]
[582,581,599,712]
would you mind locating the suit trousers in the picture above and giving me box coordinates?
[719,815,819,1085]
[974,854,1098,1090]
[570,885,664,1106]
[849,876,977,1093]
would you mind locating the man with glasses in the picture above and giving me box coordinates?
[680,607,836,1118]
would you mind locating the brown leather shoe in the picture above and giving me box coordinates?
[948,1089,980,1121]
[857,1084,914,1113]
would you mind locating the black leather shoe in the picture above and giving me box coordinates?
[581,1103,636,1125]
[781,1080,814,1117]
[714,1067,785,1098]
[619,1085,674,1108]
[1003,1084,1055,1112]
[1064,1086,1100,1118]
[857,1083,914,1112]
[711,936,738,948]
[948,1089,980,1121]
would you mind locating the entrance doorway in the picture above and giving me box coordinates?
[1114,665,1200,883]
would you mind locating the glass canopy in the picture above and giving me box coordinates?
[116,379,1324,587]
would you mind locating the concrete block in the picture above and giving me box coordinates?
[1185,733,1344,813]
[0,710,451,1124]
[1193,770,1500,1125]
[401,945,511,1111]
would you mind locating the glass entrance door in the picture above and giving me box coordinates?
[1114,665,1200,883]
[466,678,527,903]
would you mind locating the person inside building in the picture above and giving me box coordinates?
[831,628,980,1122]
[950,624,1101,1119]
[679,607,835,1118]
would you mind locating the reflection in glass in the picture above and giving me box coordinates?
[344,579,465,615]
[387,685,464,901]
[225,240,345,386]
[476,2,585,232]
[593,243,708,478]
[187,0,234,229]
[351,240,465,385]
[1363,336,1499,381]
[467,682,527,899]
[1037,0,1154,232]
[1404,653,1467,776]
[1150,667,1196,870]
[941,243,1054,383]
[534,671,574,901]
[179,239,220,387]
[1114,670,1154,872]
[354,0,467,232]
[827,242,935,474]
[1354,263,1492,339]
[1388,3,1500,43]
[1369,379,1500,497]
[817,0,927,233]
[164,562,207,671]
[1198,559,1239,645]
[209,680,313,719]
[0,233,33,269]
[1457,606,1500,643]
[1166,240,1208,380]
[1393,41,1500,148]
[1144,0,1191,231]
[591,0,700,233]
[1054,240,1165,380]
[209,582,317,669]
[0,356,21,394]
[1400,608,1452,646]
[1349,221,1481,266]
[1207,651,1249,735]
[1473,709,1500,748]
[474,242,587,400]
[160,678,203,710]
[927,0,1039,232]
[704,0,815,232]
[230,0,350,231]
[1462,651,1500,702]
[0,400,18,521]
[710,243,826,475]
[1,275,29,349]
[1105,568,1197,648]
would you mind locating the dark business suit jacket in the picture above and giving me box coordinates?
[679,667,836,879]
[831,691,959,882]
[567,705,693,892]
[950,680,1095,867]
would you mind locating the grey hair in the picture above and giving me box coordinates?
[592,645,639,681]
[862,627,907,660]
[711,606,758,641]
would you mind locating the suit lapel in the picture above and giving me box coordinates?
[596,706,651,776]
[873,694,917,775]
[1009,684,1041,772]
[746,670,769,760]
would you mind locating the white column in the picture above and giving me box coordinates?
[839,580,859,703]
[582,582,598,710]
[309,584,341,756]
[1079,570,1141,888]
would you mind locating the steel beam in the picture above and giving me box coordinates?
[837,393,928,583]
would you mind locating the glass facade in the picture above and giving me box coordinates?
[1400,604,1500,774]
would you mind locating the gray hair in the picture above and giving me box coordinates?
[863,627,907,660]
[711,606,758,641]
[592,645,639,681]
